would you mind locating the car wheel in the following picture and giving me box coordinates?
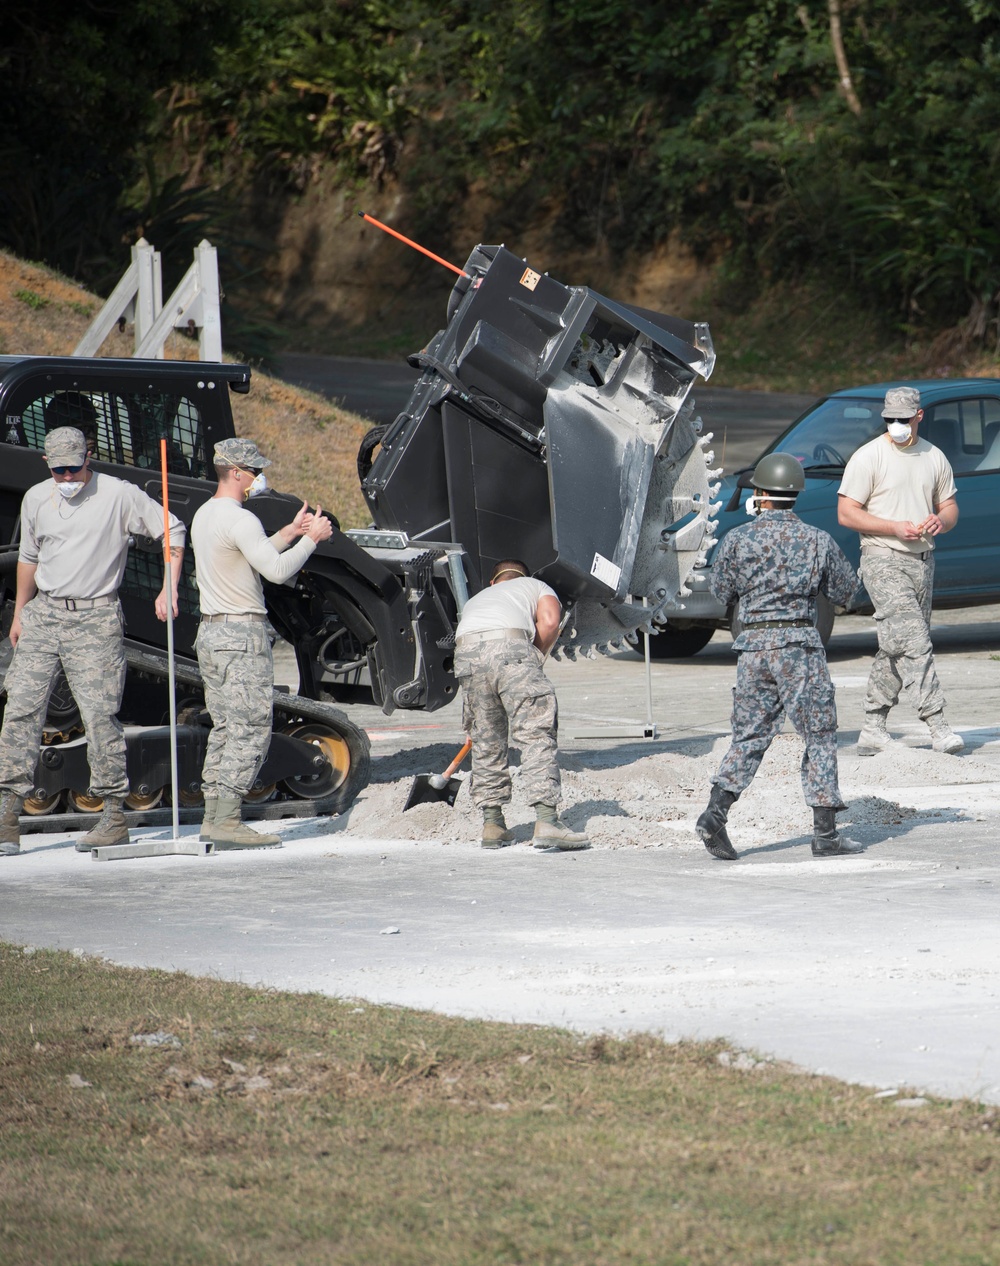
[729,594,835,646]
[642,623,715,659]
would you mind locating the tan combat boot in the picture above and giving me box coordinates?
[199,796,218,843]
[209,797,282,850]
[481,821,514,849]
[78,798,130,851]
[0,791,23,857]
[857,710,890,756]
[532,805,590,851]
[925,712,964,754]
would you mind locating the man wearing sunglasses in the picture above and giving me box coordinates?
[190,437,332,849]
[0,426,185,856]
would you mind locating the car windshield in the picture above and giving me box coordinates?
[756,396,886,475]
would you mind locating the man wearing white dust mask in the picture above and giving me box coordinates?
[0,425,185,856]
[838,386,961,756]
[190,437,332,849]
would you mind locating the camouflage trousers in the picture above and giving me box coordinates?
[455,636,560,809]
[714,644,844,808]
[196,620,273,800]
[0,596,128,799]
[860,552,944,720]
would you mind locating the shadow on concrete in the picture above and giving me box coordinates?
[564,798,630,825]
[613,613,999,668]
[561,737,725,769]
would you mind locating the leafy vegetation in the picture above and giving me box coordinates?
[5,2,1000,355]
[12,289,50,311]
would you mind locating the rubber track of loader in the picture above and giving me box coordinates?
[18,646,372,835]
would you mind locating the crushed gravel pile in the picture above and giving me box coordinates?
[338,728,991,850]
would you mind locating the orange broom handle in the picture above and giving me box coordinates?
[358,211,469,278]
[160,439,172,557]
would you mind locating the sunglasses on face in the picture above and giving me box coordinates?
[49,463,85,475]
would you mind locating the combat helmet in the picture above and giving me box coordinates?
[752,451,805,494]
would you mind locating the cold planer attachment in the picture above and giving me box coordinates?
[359,244,722,657]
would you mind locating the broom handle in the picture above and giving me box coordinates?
[160,440,180,841]
[441,737,473,780]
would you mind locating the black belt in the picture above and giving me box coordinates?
[745,619,814,629]
[862,546,932,561]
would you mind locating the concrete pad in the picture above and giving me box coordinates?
[2,809,998,1105]
[2,604,999,1105]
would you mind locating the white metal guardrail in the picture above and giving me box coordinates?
[73,238,222,362]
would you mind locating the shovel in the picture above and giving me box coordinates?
[403,738,473,812]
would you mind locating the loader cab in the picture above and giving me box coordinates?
[0,355,247,471]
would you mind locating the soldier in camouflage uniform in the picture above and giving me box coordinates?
[454,559,588,850]
[190,438,332,849]
[0,427,185,857]
[838,385,962,756]
[697,453,859,861]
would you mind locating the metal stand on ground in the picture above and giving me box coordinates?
[566,598,659,741]
[94,441,212,862]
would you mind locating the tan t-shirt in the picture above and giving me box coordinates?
[191,496,316,616]
[838,435,957,555]
[455,576,559,638]
[19,472,186,600]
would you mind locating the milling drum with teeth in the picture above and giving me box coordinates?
[360,243,720,666]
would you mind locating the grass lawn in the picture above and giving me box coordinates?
[1,942,997,1265]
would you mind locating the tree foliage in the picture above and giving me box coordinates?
[0,0,253,283]
[5,1,1000,342]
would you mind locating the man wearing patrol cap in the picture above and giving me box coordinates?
[696,452,858,861]
[0,426,185,857]
[190,437,332,848]
[838,385,961,756]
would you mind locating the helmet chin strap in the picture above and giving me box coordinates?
[747,491,798,517]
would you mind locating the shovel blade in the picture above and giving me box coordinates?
[402,774,464,812]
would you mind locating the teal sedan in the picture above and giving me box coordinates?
[651,378,1000,656]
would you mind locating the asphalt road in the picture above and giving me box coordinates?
[273,352,815,474]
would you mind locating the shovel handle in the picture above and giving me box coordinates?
[441,737,473,781]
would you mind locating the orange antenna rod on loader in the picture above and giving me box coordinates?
[358,211,469,278]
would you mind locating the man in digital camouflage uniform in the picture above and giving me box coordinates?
[0,426,185,857]
[453,558,588,850]
[190,437,332,848]
[838,385,962,756]
[696,453,859,861]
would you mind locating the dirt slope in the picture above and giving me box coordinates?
[0,251,371,527]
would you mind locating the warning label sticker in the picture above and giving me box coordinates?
[519,267,541,291]
[591,553,622,591]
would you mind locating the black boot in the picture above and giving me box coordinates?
[696,786,739,860]
[811,806,845,857]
